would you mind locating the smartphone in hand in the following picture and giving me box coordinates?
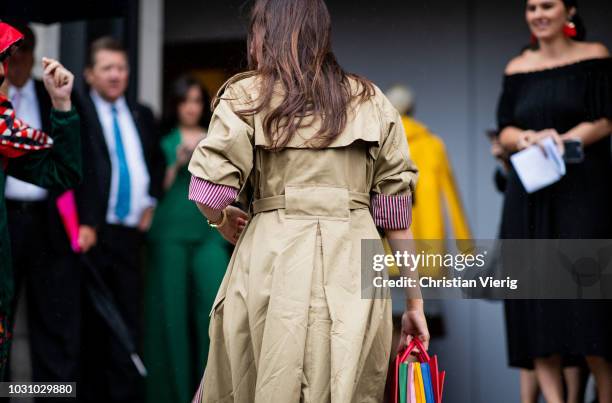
[563,139,584,164]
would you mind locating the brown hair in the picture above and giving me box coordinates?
[226,0,374,150]
[163,75,212,132]
[88,36,127,68]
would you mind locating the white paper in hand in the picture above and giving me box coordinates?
[510,137,566,193]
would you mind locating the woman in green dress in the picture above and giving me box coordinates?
[144,76,230,403]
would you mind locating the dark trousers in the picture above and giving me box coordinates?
[6,199,81,403]
[81,224,144,403]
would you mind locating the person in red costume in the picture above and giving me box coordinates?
[0,21,82,380]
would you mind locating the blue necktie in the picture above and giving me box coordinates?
[111,105,131,221]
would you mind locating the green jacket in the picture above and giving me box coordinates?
[0,108,82,312]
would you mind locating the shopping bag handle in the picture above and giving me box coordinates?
[398,337,430,364]
[394,337,431,403]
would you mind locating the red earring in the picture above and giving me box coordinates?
[530,34,538,46]
[563,21,577,38]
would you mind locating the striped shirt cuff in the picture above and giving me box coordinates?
[371,193,413,230]
[188,176,238,210]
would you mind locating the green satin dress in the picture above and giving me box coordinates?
[0,108,82,380]
[144,128,230,403]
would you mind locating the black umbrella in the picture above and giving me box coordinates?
[0,0,129,24]
[80,253,148,377]
[55,191,146,377]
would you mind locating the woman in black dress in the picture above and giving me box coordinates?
[497,0,612,402]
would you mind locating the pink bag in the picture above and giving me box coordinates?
[56,190,81,253]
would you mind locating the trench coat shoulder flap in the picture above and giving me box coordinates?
[252,83,387,151]
[220,72,387,152]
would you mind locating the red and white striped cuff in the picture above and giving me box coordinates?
[371,193,413,230]
[188,176,238,210]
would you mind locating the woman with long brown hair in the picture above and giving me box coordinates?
[187,0,428,401]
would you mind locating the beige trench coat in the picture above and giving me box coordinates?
[189,73,418,403]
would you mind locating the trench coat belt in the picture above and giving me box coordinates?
[252,191,371,214]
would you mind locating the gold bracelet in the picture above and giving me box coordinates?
[208,209,228,228]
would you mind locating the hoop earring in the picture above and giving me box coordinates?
[563,21,577,38]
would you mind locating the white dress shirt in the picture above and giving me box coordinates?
[5,79,49,201]
[90,90,155,227]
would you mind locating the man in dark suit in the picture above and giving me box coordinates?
[4,23,82,393]
[74,37,164,403]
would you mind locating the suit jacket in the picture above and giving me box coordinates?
[74,91,165,230]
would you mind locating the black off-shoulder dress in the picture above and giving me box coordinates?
[497,58,612,369]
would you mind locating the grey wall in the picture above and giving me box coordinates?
[165,1,612,402]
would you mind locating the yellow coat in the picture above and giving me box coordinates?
[385,117,472,278]
[402,116,471,240]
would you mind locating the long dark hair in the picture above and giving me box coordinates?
[163,75,211,134]
[224,0,374,150]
